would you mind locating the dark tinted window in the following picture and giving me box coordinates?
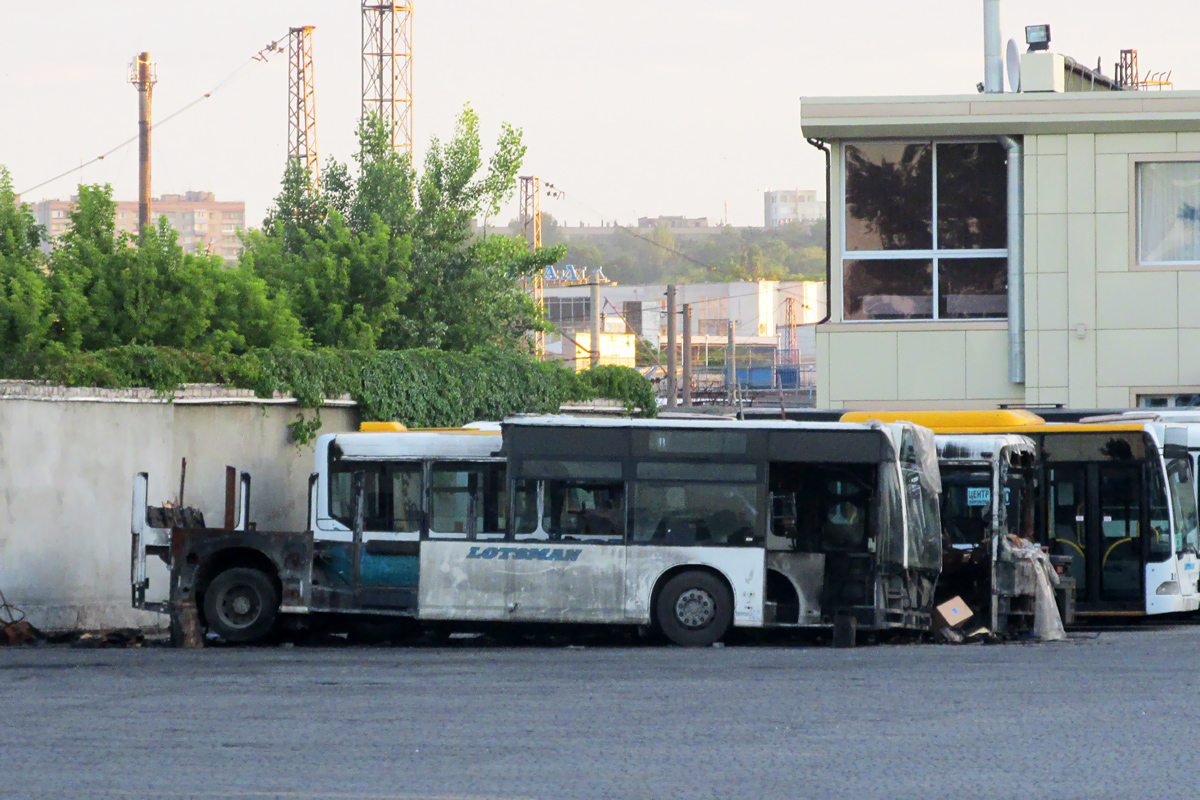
[631,483,760,546]
[543,480,624,543]
[845,143,932,251]
[938,257,1007,319]
[843,259,933,320]
[936,142,1007,249]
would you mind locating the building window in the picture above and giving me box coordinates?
[1137,162,1200,265]
[1138,394,1200,408]
[842,140,1008,321]
[622,301,643,335]
[545,297,590,328]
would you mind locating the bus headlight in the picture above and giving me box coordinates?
[1156,581,1181,595]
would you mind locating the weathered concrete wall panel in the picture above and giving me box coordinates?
[0,392,358,631]
[0,400,175,630]
[171,405,357,532]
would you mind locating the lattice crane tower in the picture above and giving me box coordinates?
[287,26,319,187]
[519,176,546,356]
[361,2,414,155]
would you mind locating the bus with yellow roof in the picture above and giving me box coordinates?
[842,410,1200,619]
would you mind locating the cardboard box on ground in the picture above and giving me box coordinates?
[932,596,991,643]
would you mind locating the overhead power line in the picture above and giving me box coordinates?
[19,34,288,197]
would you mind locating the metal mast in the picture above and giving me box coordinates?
[287,26,319,188]
[519,175,545,356]
[128,52,157,239]
[783,296,798,354]
[361,1,413,155]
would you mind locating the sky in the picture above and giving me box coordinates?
[1,1,1196,229]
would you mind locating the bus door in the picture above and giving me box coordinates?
[1161,434,1199,605]
[1045,462,1147,611]
[418,461,513,619]
[324,461,422,609]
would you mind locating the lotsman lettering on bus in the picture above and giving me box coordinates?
[466,546,582,562]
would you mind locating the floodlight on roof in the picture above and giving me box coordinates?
[1025,24,1051,52]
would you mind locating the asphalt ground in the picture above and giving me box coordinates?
[2,627,1198,800]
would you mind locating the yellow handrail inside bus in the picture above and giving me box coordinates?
[1103,537,1133,567]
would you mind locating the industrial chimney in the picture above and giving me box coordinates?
[129,52,157,239]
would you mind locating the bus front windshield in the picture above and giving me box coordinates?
[940,467,992,547]
[1167,457,1199,553]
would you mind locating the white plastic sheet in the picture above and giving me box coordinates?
[1005,535,1065,641]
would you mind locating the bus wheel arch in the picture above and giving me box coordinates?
[650,566,735,647]
[196,548,281,643]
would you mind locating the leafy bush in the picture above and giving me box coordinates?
[17,346,654,440]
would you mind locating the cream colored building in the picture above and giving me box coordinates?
[802,89,1200,410]
[33,191,246,259]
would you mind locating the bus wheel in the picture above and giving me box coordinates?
[655,571,733,647]
[203,567,278,644]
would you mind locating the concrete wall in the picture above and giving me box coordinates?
[0,388,357,631]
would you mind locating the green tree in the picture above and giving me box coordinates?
[46,184,304,354]
[245,105,562,352]
[0,167,53,367]
[241,211,411,349]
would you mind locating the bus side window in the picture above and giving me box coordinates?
[329,463,393,531]
[475,464,507,541]
[390,463,422,533]
[543,480,625,543]
[512,480,541,541]
[430,464,473,539]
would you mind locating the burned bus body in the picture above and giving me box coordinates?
[131,417,943,646]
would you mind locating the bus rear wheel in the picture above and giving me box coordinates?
[655,571,733,647]
[203,567,278,644]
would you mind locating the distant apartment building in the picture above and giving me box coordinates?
[764,189,825,228]
[32,191,246,259]
[637,215,710,229]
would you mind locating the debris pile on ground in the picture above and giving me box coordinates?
[69,629,148,648]
[0,586,38,646]
[933,595,973,643]
[146,504,205,529]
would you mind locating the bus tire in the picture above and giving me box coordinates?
[655,571,733,647]
[203,567,278,644]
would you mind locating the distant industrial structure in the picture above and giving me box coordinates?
[541,278,826,402]
[128,52,157,238]
[361,1,414,156]
[287,26,319,187]
[763,189,825,228]
[32,192,246,258]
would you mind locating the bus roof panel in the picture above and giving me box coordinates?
[331,431,502,460]
[504,414,880,433]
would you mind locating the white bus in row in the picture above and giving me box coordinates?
[133,416,944,646]
[845,411,1200,621]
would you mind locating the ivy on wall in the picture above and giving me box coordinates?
[24,346,656,440]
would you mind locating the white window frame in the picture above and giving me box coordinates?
[840,138,1009,323]
[1135,160,1200,267]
